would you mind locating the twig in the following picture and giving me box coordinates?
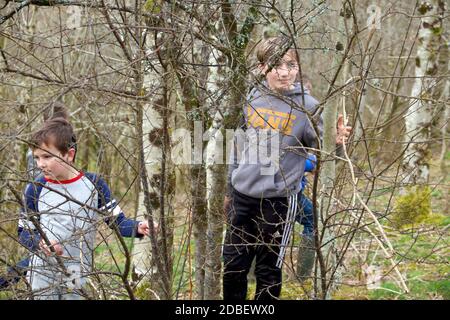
[338,117,409,293]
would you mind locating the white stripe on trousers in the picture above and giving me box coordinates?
[276,194,298,268]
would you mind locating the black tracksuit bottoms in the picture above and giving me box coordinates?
[223,187,297,300]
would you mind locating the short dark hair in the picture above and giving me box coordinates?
[43,102,69,121]
[31,118,77,156]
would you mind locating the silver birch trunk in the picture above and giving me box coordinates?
[204,111,226,300]
[192,43,217,300]
[132,4,176,298]
[132,100,161,295]
[203,40,227,300]
[403,0,446,185]
[131,14,161,298]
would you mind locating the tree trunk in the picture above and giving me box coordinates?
[316,0,350,299]
[132,2,176,299]
[204,113,226,300]
[133,76,176,300]
[403,0,446,185]
[191,165,208,299]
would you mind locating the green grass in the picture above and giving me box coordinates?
[368,277,449,300]
[336,218,449,300]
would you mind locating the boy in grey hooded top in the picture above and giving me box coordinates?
[223,36,323,301]
[228,82,322,199]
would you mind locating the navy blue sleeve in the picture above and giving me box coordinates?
[0,257,31,289]
[18,228,40,252]
[18,181,44,252]
[88,173,143,238]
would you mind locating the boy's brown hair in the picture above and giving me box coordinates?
[30,118,77,156]
[43,101,69,121]
[255,36,299,66]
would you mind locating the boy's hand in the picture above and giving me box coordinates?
[336,114,352,145]
[137,221,159,237]
[39,239,63,256]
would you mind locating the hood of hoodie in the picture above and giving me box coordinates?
[228,82,323,198]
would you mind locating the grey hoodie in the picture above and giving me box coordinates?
[228,82,323,198]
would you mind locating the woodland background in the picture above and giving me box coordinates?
[0,0,448,300]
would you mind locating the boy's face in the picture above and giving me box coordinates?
[33,142,75,181]
[261,50,299,93]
